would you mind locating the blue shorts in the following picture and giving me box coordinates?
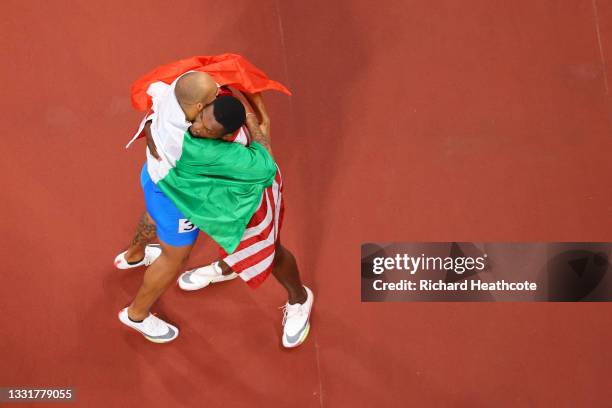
[140,163,199,247]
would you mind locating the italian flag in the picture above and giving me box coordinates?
[130,53,291,111]
[126,54,290,253]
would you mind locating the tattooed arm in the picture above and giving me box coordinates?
[231,89,273,157]
[246,113,273,158]
[242,92,270,137]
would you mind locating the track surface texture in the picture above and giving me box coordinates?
[1,1,612,407]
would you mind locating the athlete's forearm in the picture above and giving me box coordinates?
[247,113,273,158]
[243,92,269,126]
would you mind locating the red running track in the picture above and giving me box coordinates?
[2,1,612,406]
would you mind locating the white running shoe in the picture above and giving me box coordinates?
[281,286,314,348]
[118,308,178,343]
[177,262,238,291]
[114,244,161,270]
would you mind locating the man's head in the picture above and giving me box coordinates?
[175,71,218,121]
[190,95,246,139]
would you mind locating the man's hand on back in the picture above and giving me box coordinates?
[232,89,270,134]
[246,113,273,157]
[144,120,161,161]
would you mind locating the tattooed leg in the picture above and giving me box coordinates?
[125,212,157,263]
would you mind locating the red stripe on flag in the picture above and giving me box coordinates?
[245,268,273,289]
[232,243,276,273]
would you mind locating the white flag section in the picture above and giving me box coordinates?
[126,77,190,183]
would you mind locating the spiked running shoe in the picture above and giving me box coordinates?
[281,286,314,348]
[118,308,178,343]
[114,244,161,270]
[178,261,238,291]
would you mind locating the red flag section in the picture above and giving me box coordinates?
[130,53,291,111]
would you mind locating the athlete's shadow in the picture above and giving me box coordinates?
[75,266,159,405]
[84,265,282,406]
[146,280,310,406]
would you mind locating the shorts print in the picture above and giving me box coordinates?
[140,163,199,247]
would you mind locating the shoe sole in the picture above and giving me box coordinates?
[178,273,237,291]
[178,280,211,291]
[144,335,177,344]
[282,322,311,348]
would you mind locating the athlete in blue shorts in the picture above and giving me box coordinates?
[140,163,199,247]
[115,92,260,343]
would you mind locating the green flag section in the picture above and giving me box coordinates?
[157,133,276,253]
